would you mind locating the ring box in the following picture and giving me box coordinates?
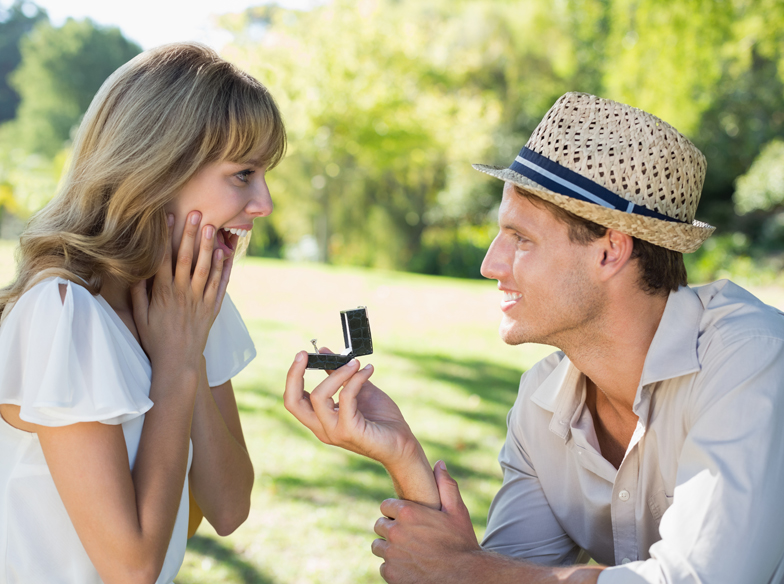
[306,307,373,369]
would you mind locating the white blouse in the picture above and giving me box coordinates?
[0,277,256,584]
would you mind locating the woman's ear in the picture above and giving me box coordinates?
[596,229,634,282]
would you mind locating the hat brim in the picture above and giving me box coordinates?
[473,164,715,253]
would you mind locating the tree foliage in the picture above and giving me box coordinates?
[218,0,784,272]
[735,139,784,215]
[9,17,140,156]
[0,0,782,275]
[0,0,47,122]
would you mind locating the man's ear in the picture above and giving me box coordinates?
[595,229,634,282]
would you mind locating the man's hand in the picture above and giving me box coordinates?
[284,351,416,463]
[371,461,482,583]
[284,350,440,507]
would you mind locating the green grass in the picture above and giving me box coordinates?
[174,256,554,584]
[1,240,782,583]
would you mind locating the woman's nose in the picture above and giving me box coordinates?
[246,178,274,217]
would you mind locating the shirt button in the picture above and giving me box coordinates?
[621,558,631,564]
[618,490,630,501]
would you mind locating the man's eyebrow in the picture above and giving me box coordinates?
[500,222,524,232]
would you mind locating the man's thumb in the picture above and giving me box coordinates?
[434,460,463,513]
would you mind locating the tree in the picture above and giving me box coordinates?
[9,17,141,156]
[217,0,784,274]
[0,0,47,122]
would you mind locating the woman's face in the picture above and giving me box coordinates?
[165,158,273,262]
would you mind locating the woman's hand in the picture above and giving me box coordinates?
[284,350,440,508]
[131,211,229,372]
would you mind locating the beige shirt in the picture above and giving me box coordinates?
[482,280,784,583]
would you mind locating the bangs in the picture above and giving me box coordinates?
[214,73,287,169]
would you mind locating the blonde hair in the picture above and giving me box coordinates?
[0,42,286,315]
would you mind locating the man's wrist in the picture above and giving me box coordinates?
[383,435,429,475]
[383,438,441,508]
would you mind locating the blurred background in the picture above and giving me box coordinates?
[1,1,783,582]
[1,0,784,282]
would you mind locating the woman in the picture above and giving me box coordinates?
[0,42,285,583]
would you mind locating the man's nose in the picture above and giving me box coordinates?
[480,235,506,280]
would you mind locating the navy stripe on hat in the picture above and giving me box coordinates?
[510,147,685,224]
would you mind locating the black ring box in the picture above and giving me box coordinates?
[306,307,373,369]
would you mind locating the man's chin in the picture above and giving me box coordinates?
[498,321,528,346]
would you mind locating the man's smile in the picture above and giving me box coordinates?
[500,288,522,311]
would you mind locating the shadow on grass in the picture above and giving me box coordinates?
[271,455,395,506]
[184,535,276,584]
[389,349,524,408]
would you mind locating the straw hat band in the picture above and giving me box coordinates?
[474,93,715,252]
[512,147,686,224]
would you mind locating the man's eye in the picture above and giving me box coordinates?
[235,169,255,183]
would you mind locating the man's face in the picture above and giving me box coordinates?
[480,183,606,347]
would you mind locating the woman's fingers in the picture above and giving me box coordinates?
[203,248,225,316]
[173,211,200,290]
[191,223,216,296]
[213,252,233,317]
[155,213,175,283]
[129,279,149,329]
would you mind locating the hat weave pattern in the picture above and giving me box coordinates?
[473,92,715,253]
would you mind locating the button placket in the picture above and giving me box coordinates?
[611,447,640,566]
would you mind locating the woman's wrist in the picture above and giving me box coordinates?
[148,359,202,399]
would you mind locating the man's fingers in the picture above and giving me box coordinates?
[284,351,314,414]
[191,223,217,295]
[337,363,374,424]
[309,359,361,422]
[434,460,465,516]
[174,211,200,289]
[284,352,332,441]
[371,537,389,559]
[379,498,405,520]
[373,515,395,539]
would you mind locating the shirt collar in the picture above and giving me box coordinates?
[638,285,703,387]
[529,285,705,435]
[530,354,583,440]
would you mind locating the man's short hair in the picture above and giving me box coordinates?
[514,186,687,295]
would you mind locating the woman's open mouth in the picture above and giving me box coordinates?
[216,227,248,257]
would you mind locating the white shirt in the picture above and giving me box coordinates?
[0,277,256,584]
[482,280,784,583]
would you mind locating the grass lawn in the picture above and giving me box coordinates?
[0,240,782,583]
[177,255,554,584]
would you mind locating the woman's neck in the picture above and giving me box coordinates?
[99,277,133,314]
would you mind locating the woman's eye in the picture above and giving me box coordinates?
[235,169,255,183]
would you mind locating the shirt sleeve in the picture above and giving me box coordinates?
[600,335,784,584]
[203,293,256,387]
[0,278,153,426]
[482,366,583,566]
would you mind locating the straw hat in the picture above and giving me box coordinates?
[473,92,715,253]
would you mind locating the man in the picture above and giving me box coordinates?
[284,93,784,583]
